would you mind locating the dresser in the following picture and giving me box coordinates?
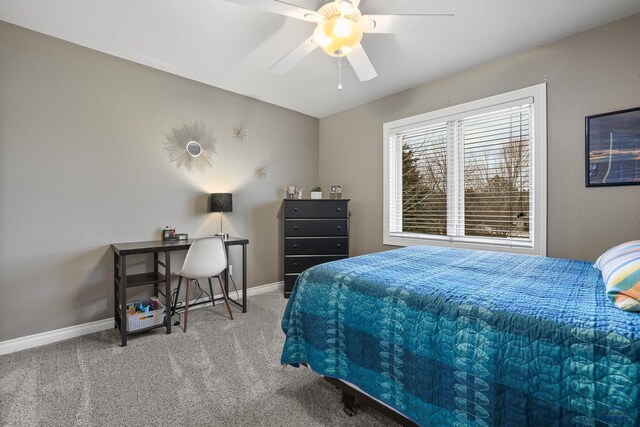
[283,199,350,298]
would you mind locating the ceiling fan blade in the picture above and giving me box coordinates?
[346,44,377,82]
[269,36,318,73]
[344,0,361,10]
[225,0,321,22]
[360,14,454,33]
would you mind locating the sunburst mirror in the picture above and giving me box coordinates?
[164,122,216,173]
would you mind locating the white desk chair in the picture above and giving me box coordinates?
[175,237,233,332]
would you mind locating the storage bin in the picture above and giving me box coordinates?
[126,299,166,332]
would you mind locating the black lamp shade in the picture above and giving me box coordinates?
[209,193,232,213]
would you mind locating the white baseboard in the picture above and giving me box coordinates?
[0,318,114,356]
[0,280,283,356]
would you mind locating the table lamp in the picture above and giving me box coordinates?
[209,193,232,237]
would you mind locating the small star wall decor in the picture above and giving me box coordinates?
[253,166,267,180]
[232,126,247,143]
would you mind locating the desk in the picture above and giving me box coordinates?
[111,237,249,346]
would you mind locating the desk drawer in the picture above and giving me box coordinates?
[285,200,348,218]
[285,238,348,255]
[285,219,348,237]
[285,255,346,273]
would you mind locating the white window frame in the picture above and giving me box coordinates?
[383,83,547,256]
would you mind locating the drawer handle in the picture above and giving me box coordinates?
[293,208,299,212]
[336,243,341,247]
[293,226,299,230]
[336,207,342,212]
[337,226,342,230]
[293,262,298,266]
[293,244,299,248]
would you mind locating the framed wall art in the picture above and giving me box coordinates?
[586,106,640,187]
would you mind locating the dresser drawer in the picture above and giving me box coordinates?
[285,219,348,237]
[285,255,346,273]
[284,200,348,218]
[285,238,348,255]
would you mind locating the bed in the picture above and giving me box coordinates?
[280,245,640,426]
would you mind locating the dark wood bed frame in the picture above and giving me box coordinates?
[323,376,419,426]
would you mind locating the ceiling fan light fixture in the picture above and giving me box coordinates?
[314,16,363,57]
[313,24,332,47]
[333,17,352,37]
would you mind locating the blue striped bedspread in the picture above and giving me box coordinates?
[280,245,640,426]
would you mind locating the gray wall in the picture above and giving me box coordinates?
[320,13,640,262]
[0,21,319,341]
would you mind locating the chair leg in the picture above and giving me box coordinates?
[207,278,215,306]
[173,276,183,317]
[217,274,234,320]
[183,279,190,332]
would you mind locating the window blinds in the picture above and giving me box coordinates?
[461,105,532,241]
[391,102,534,247]
[398,123,449,236]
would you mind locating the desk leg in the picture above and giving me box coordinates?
[113,254,118,329]
[224,245,230,296]
[153,252,159,298]
[120,255,128,347]
[165,251,172,334]
[242,243,247,313]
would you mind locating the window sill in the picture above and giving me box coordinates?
[383,235,545,256]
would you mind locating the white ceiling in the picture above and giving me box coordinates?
[1,0,639,118]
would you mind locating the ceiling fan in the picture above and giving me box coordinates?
[226,0,454,89]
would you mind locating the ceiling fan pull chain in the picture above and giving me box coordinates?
[337,52,343,91]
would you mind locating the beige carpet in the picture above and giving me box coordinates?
[0,290,396,426]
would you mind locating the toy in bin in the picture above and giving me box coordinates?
[127,297,160,315]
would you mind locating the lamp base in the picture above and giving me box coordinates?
[214,233,229,240]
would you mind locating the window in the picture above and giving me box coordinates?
[383,84,547,255]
